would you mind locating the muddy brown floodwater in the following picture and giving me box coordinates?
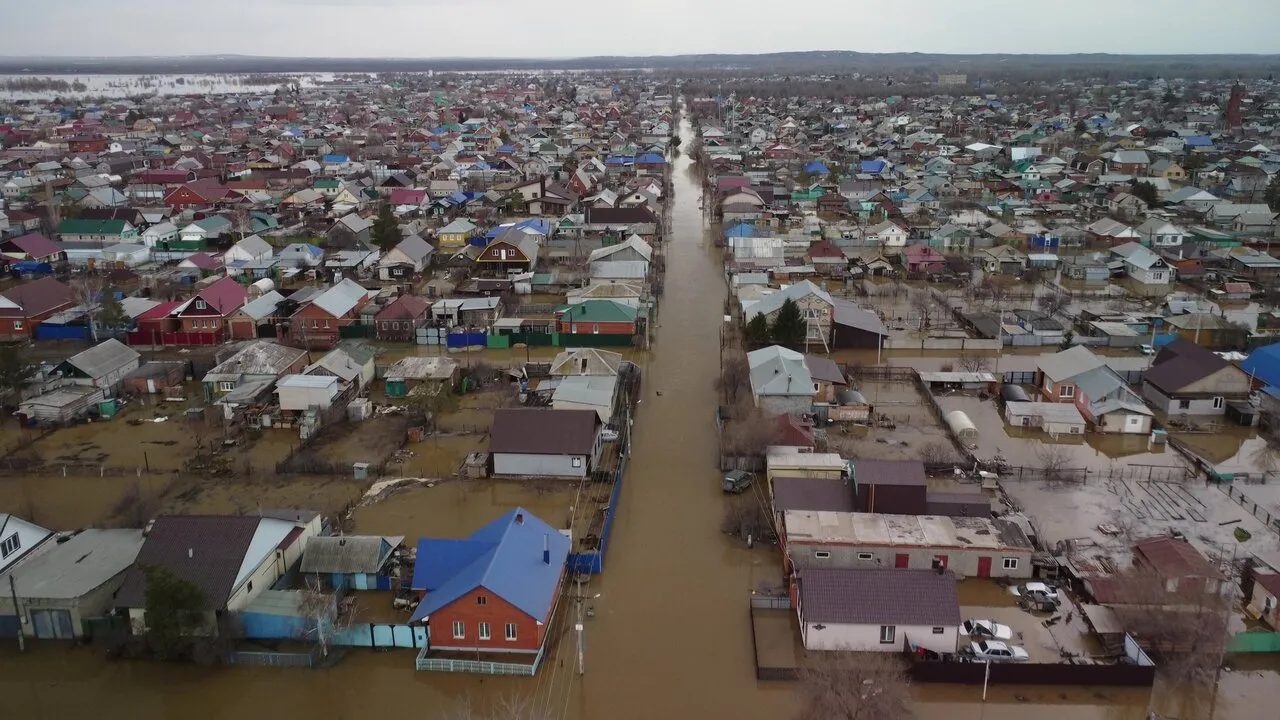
[0,106,1202,720]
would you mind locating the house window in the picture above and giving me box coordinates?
[247,581,254,592]
[1178,400,1191,410]
[195,300,207,310]
[452,621,465,639]
[476,595,487,606]
[932,627,945,634]
[879,625,896,644]
[478,623,491,641]
[814,551,831,559]
[1151,272,1165,281]
[1002,557,1019,570]
[1059,385,1075,399]
[312,319,319,328]
[0,533,20,558]
[13,321,22,331]
[592,324,599,334]
[504,623,517,641]
[571,457,583,468]
[1213,396,1225,410]
[323,320,330,329]
[856,552,874,561]
[382,322,389,330]
[218,381,235,392]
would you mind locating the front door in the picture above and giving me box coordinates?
[894,553,910,569]
[977,556,992,578]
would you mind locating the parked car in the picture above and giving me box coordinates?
[723,470,753,494]
[962,619,1014,641]
[1019,590,1060,612]
[600,426,620,442]
[1139,344,1154,355]
[967,640,1030,662]
[1008,582,1060,603]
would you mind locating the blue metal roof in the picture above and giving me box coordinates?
[321,154,349,164]
[1185,136,1213,147]
[634,153,666,164]
[408,508,569,624]
[725,223,757,238]
[860,160,886,173]
[804,161,829,175]
[605,156,634,165]
[497,144,515,153]
[1242,343,1280,388]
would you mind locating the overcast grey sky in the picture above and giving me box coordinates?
[4,0,1279,57]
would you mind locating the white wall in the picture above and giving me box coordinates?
[801,621,959,655]
[493,452,588,478]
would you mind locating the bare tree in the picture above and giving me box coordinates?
[446,693,555,720]
[1037,292,1069,317]
[955,352,992,373]
[296,575,355,658]
[919,442,959,466]
[721,494,771,542]
[720,402,779,458]
[70,274,106,342]
[717,352,750,405]
[797,651,916,720]
[909,289,936,332]
[1036,445,1072,483]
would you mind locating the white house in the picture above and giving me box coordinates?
[587,234,652,280]
[795,567,962,654]
[1135,219,1187,249]
[376,234,434,280]
[1112,242,1172,286]
[275,374,340,411]
[0,514,55,574]
[867,220,909,248]
[223,234,274,264]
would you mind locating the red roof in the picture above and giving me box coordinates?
[181,252,223,270]
[389,189,428,205]
[375,294,432,321]
[137,300,184,321]
[0,277,74,318]
[4,232,63,260]
[194,276,248,315]
[1133,536,1224,581]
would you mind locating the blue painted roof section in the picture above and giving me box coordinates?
[408,508,569,624]
[1241,343,1280,388]
[449,191,468,204]
[473,161,491,170]
[428,141,441,151]
[515,218,552,235]
[804,161,829,175]
[605,156,634,165]
[634,153,666,164]
[497,144,515,153]
[321,154,349,164]
[861,160,886,173]
[1186,136,1213,147]
[725,223,757,238]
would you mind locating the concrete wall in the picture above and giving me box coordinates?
[788,542,1033,580]
[801,620,959,654]
[1142,382,1226,416]
[493,452,589,478]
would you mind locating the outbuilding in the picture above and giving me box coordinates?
[53,338,141,395]
[1003,401,1087,436]
[275,374,341,411]
[945,409,978,440]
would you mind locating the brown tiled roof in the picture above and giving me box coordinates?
[1143,338,1231,393]
[852,459,927,487]
[772,476,856,513]
[115,515,262,610]
[489,408,599,456]
[797,567,961,626]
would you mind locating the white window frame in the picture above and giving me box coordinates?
[1212,396,1225,410]
[195,300,207,310]
[814,551,831,559]
[504,623,517,641]
[571,457,583,468]
[13,320,22,331]
[218,381,235,392]
[478,622,491,641]
[856,552,874,561]
[452,620,465,639]
[879,625,896,644]
[0,533,20,558]
[1059,385,1075,399]
[1002,557,1019,570]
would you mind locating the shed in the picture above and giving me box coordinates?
[122,361,188,396]
[16,386,106,425]
[275,374,340,411]
[944,410,978,440]
[299,535,405,590]
[1003,401,1087,435]
[53,338,141,394]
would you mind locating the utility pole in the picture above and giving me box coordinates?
[9,574,24,652]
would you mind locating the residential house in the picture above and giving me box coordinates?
[298,535,405,591]
[409,508,569,659]
[794,567,961,654]
[377,235,434,280]
[1086,218,1141,246]
[326,213,374,250]
[223,234,274,264]
[1107,192,1147,219]
[0,529,144,640]
[226,291,285,340]
[1141,338,1251,416]
[0,514,54,576]
[550,374,619,422]
[0,277,76,340]
[274,374,341,411]
[1246,574,1280,630]
[805,354,847,403]
[748,345,817,415]
[383,356,460,399]
[201,341,308,400]
[52,339,141,395]
[57,218,137,244]
[477,230,540,275]
[1112,242,1173,288]
[866,220,909,249]
[742,280,834,351]
[174,276,248,335]
[375,294,433,342]
[1132,536,1228,597]
[114,513,320,636]
[278,243,325,268]
[431,297,501,327]
[178,216,233,249]
[1111,150,1151,175]
[1164,313,1248,350]
[436,218,480,249]
[587,234,652,280]
[974,245,1027,275]
[304,342,377,392]
[1135,219,1187,249]
[488,408,602,478]
[1035,346,1154,434]
[549,348,624,377]
[140,221,178,249]
[290,278,375,348]
[901,244,945,273]
[1,232,65,264]
[557,300,639,337]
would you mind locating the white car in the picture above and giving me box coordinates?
[962,619,1014,641]
[969,640,1030,662]
[1007,582,1060,603]
[600,427,620,442]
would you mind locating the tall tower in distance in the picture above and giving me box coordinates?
[1226,83,1245,130]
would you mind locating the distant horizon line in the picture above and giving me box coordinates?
[2,50,1279,61]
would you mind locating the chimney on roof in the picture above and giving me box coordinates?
[515,512,524,525]
[188,548,193,559]
[543,534,550,565]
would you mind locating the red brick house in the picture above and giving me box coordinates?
[289,278,373,348]
[375,295,432,342]
[0,277,75,340]
[409,508,570,661]
[66,135,109,154]
[477,230,539,275]
[175,277,248,336]
[165,181,232,211]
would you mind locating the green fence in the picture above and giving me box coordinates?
[561,333,636,348]
[339,324,372,339]
[1228,631,1280,653]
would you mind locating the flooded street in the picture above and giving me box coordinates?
[0,106,1235,720]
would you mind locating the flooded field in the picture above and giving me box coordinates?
[0,72,342,99]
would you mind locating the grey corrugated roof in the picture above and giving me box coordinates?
[63,339,139,380]
[300,535,403,574]
[798,567,961,627]
[312,278,370,318]
[4,529,143,599]
[239,291,285,321]
[748,345,814,397]
[1037,345,1106,382]
[204,341,307,381]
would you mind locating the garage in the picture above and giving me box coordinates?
[30,609,75,639]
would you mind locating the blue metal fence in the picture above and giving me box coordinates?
[569,452,628,574]
[446,331,487,348]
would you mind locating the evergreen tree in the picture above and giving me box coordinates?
[770,298,808,350]
[98,289,129,331]
[1265,174,1280,212]
[370,202,402,250]
[1131,180,1159,206]
[143,566,207,660]
[745,313,771,346]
